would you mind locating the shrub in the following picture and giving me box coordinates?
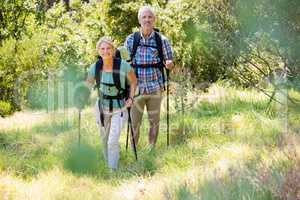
[0,101,12,117]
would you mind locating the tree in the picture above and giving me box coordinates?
[0,0,35,43]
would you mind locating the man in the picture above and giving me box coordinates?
[124,5,173,148]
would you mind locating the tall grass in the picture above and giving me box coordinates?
[0,84,299,200]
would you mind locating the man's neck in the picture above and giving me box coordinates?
[141,28,153,39]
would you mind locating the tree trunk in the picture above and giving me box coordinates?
[46,0,58,9]
[63,0,70,11]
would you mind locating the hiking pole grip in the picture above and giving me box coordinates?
[127,107,138,160]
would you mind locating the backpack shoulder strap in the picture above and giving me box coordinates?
[130,32,141,61]
[154,31,167,90]
[154,31,164,64]
[95,56,103,90]
[112,58,123,91]
[115,49,121,59]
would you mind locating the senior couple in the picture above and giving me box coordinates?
[85,5,173,170]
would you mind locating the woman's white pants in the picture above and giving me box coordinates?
[95,102,127,169]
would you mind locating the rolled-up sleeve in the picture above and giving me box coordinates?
[162,37,173,60]
[124,34,134,55]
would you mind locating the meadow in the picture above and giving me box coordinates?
[0,84,299,200]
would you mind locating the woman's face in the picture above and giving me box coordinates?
[98,42,114,59]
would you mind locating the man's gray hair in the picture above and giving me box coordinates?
[138,5,155,20]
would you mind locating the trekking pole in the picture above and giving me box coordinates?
[166,69,170,147]
[125,122,129,151]
[127,107,138,160]
[78,109,81,147]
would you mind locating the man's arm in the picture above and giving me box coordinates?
[162,36,173,69]
[124,34,134,55]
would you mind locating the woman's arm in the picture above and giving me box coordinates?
[125,70,137,107]
[85,75,95,89]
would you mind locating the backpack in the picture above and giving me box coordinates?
[94,49,130,113]
[130,30,167,89]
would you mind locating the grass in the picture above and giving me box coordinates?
[0,83,299,199]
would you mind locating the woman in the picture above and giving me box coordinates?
[86,36,137,169]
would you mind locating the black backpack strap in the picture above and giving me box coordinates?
[95,56,105,126]
[112,58,130,97]
[154,31,167,90]
[130,30,167,90]
[131,30,164,63]
[95,56,103,91]
[130,32,141,62]
[153,27,160,32]
[112,58,122,91]
[154,31,164,63]
[112,58,126,110]
[115,49,121,59]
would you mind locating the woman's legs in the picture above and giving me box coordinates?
[95,102,111,163]
[96,101,128,169]
[107,111,128,169]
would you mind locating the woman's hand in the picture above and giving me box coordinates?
[126,69,137,108]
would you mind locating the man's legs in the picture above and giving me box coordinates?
[145,91,162,146]
[131,95,146,145]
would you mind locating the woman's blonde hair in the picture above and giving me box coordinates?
[96,36,115,51]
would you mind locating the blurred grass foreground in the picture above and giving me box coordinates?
[0,84,299,200]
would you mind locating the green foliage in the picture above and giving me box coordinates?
[63,142,101,176]
[101,0,137,44]
[197,174,274,200]
[0,101,12,117]
[231,0,300,84]
[0,0,35,42]
[73,83,91,110]
[0,129,55,177]
[0,30,60,112]
[175,184,195,200]
[1,0,299,116]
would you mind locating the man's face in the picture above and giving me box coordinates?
[139,10,155,31]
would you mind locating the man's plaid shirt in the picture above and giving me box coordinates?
[125,31,173,94]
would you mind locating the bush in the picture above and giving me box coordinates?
[63,142,100,175]
[26,80,49,110]
[0,101,12,117]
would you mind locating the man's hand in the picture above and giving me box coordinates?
[164,59,173,70]
[125,97,134,108]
